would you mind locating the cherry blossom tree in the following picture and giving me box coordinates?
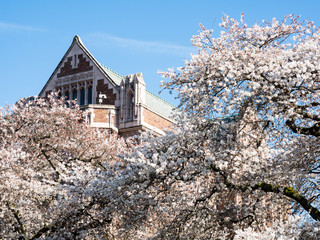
[157,13,320,238]
[2,13,320,239]
[82,13,320,237]
[0,95,129,239]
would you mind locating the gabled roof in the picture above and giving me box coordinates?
[39,35,176,119]
[39,35,123,96]
[145,91,175,119]
[100,65,123,86]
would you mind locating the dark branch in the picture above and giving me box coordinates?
[7,201,26,238]
[253,183,320,221]
[210,164,320,222]
[286,119,320,136]
[30,226,51,240]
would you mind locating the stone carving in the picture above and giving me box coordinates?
[56,71,93,85]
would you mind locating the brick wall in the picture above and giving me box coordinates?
[143,108,173,130]
[94,109,108,123]
[57,54,93,77]
[96,79,117,104]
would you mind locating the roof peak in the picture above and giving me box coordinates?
[73,35,82,44]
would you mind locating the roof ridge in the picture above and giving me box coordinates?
[146,90,176,108]
[100,64,123,78]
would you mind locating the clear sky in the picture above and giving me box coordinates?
[1,0,320,107]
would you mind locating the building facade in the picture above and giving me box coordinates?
[39,36,174,136]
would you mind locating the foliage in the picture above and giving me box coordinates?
[235,215,320,240]
[0,95,128,239]
[158,13,320,238]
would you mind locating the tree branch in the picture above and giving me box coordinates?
[230,181,320,222]
[210,164,320,221]
[6,201,26,238]
[253,183,320,221]
[286,118,320,136]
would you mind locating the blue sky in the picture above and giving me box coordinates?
[1,0,320,107]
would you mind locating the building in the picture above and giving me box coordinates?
[39,35,175,136]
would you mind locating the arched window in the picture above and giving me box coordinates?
[80,88,85,105]
[88,86,92,104]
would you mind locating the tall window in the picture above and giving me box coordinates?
[80,88,85,105]
[127,91,134,120]
[64,91,70,107]
[88,86,92,104]
[72,89,77,100]
[65,91,69,101]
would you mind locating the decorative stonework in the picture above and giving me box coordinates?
[57,54,93,78]
[96,79,117,105]
[56,71,93,85]
[40,35,174,137]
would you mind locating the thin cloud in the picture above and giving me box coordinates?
[87,33,194,56]
[0,21,43,31]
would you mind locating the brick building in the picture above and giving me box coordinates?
[39,35,175,136]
